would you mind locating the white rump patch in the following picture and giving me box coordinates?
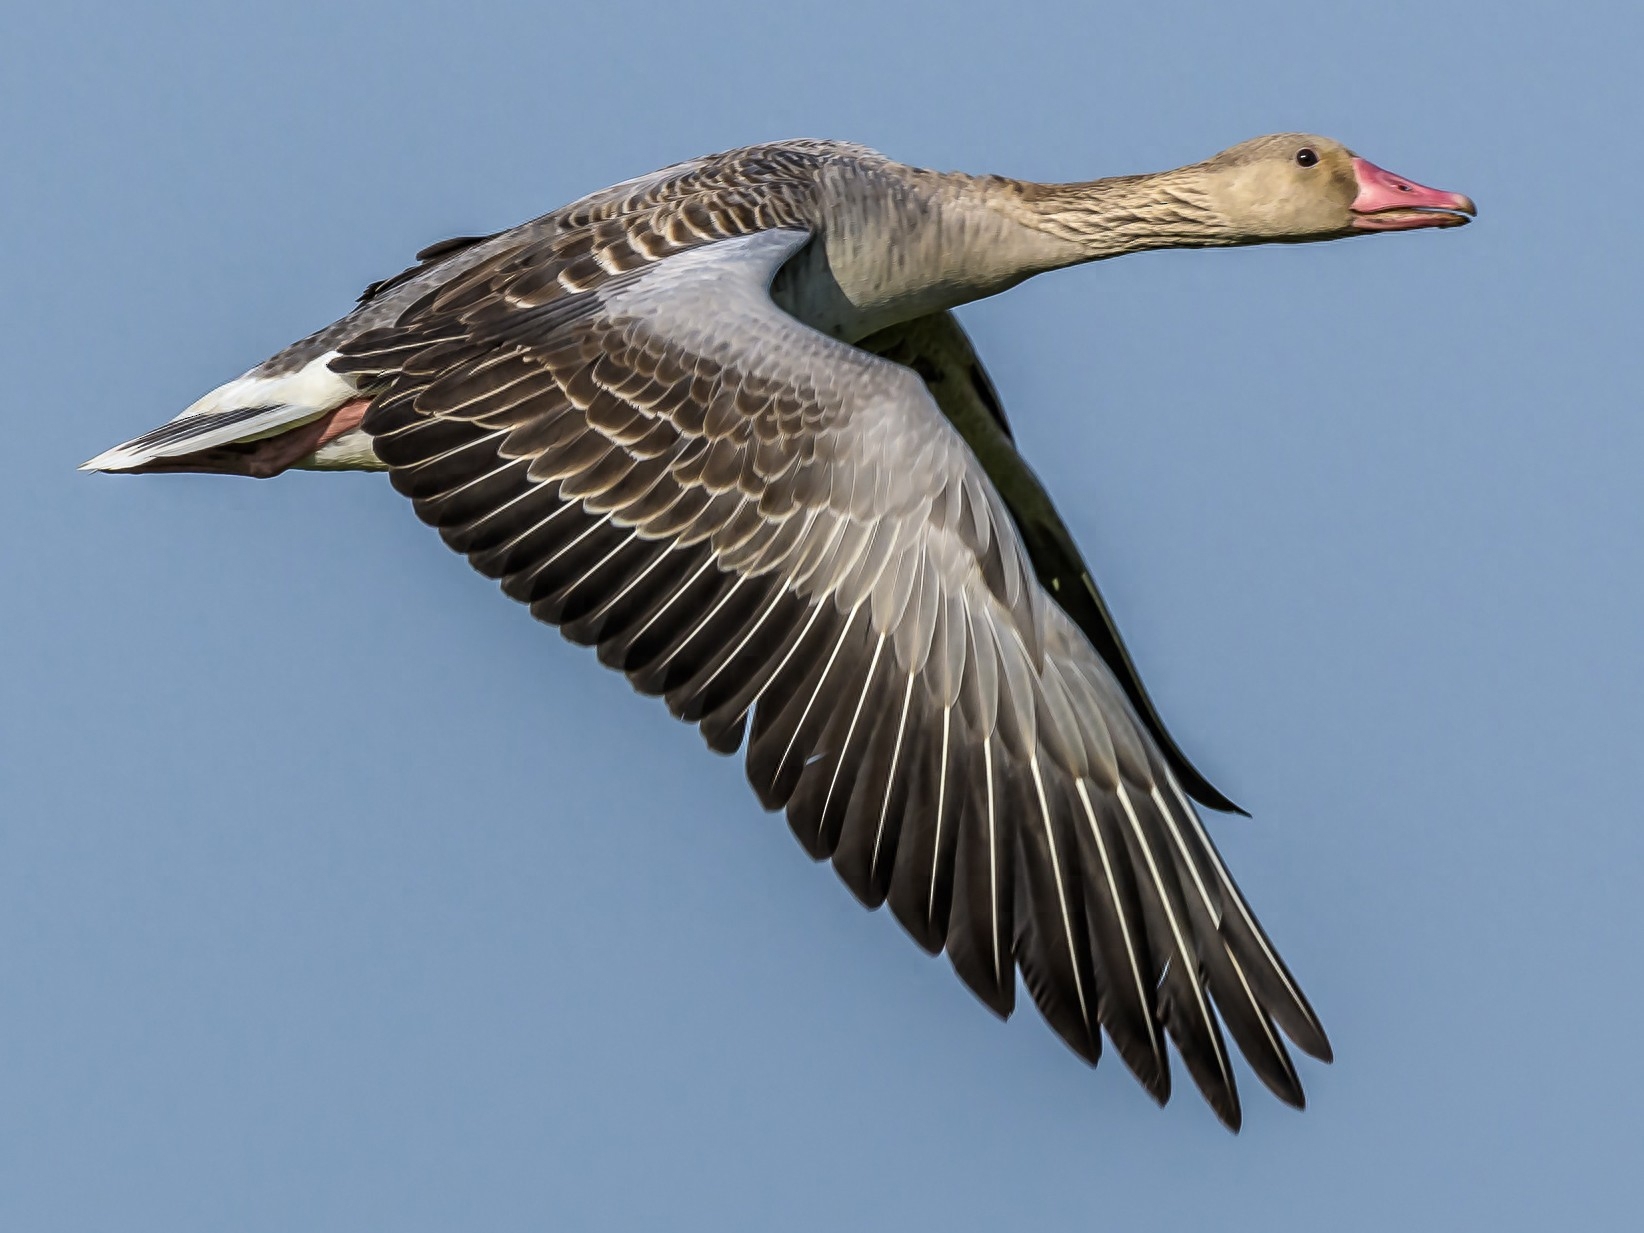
[82,351,358,472]
[165,351,355,424]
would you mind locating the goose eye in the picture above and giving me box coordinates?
[1295,148,1319,168]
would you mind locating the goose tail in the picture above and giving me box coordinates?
[81,351,379,477]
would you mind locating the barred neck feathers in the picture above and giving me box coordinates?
[1000,168,1235,262]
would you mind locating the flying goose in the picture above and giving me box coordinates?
[85,134,1474,1129]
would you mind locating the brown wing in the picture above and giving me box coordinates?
[333,211,1329,1129]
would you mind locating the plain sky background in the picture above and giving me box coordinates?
[3,0,1639,1228]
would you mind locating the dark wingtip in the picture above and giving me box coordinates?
[1177,769,1247,817]
[701,710,747,755]
[1297,1029,1334,1065]
[1133,1059,1171,1109]
[1278,997,1333,1063]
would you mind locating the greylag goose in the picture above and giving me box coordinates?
[84,134,1474,1129]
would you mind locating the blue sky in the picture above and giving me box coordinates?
[4,0,1640,1228]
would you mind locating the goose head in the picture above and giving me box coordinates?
[1197,133,1476,241]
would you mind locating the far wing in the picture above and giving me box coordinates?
[859,311,1245,814]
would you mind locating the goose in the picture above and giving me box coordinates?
[84,134,1474,1129]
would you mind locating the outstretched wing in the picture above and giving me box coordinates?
[334,219,1329,1129]
[860,311,1245,815]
